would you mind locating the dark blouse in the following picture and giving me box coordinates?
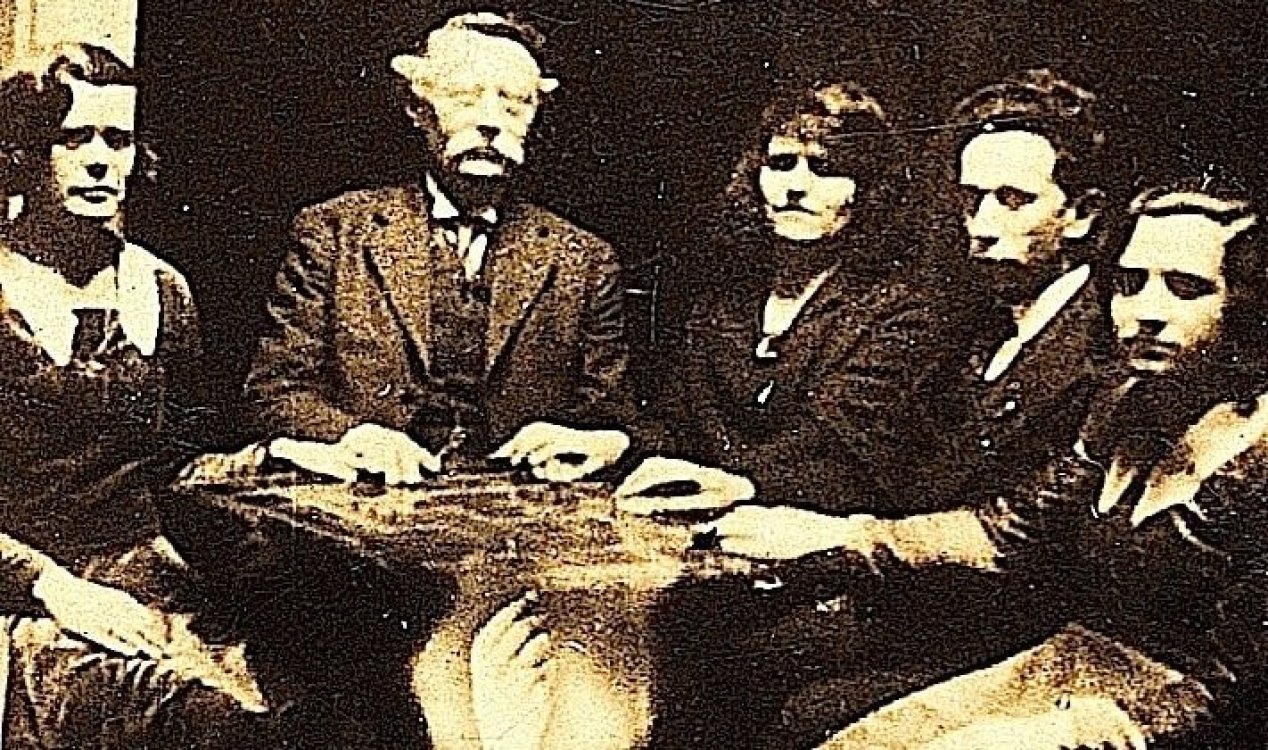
[0,267,203,573]
[980,445,1268,724]
[641,267,985,515]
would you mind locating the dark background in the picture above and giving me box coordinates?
[133,0,1268,403]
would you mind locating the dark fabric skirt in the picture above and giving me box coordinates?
[646,559,1064,750]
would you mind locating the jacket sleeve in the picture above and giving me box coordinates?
[746,295,971,511]
[624,295,734,459]
[244,207,361,443]
[1194,472,1268,719]
[561,237,637,430]
[155,267,240,461]
[971,448,1099,564]
[0,533,48,616]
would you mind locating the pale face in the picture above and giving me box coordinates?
[958,130,1088,264]
[1111,212,1233,375]
[50,81,137,220]
[393,30,554,178]
[759,135,858,242]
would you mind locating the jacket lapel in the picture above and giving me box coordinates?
[777,268,857,367]
[486,208,556,371]
[1130,393,1268,527]
[363,187,435,371]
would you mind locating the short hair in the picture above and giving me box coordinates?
[403,11,549,73]
[0,71,67,195]
[950,69,1106,201]
[418,10,542,61]
[42,43,141,89]
[1118,179,1267,349]
[0,43,155,198]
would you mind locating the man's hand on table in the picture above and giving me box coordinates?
[33,562,171,659]
[696,505,884,563]
[471,593,558,750]
[261,423,441,486]
[336,423,443,484]
[492,422,630,483]
[613,456,755,515]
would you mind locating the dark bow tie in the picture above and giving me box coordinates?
[435,213,495,234]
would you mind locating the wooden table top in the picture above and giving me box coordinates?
[178,470,752,593]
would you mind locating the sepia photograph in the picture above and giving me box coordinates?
[0,0,1264,747]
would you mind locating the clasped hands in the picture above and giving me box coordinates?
[32,561,267,713]
[181,421,629,487]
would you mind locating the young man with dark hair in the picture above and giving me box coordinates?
[706,69,1115,561]
[808,180,1268,749]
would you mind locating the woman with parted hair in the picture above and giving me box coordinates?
[617,79,991,749]
[0,44,281,748]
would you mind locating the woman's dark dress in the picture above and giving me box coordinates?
[0,265,202,576]
[644,263,996,749]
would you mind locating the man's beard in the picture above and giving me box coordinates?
[431,148,520,213]
[8,196,121,286]
[1084,335,1259,471]
[971,256,1066,307]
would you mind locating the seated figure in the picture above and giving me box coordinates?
[0,45,271,747]
[772,180,1268,749]
[235,12,635,487]
[616,79,986,517]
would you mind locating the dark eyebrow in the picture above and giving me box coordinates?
[1140,204,1251,227]
[1164,269,1216,283]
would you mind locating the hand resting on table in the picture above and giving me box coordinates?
[492,422,630,483]
[179,423,443,487]
[614,456,756,515]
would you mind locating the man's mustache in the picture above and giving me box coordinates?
[772,202,815,215]
[454,147,516,170]
[1121,336,1183,357]
[68,185,120,198]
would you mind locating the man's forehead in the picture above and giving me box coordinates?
[958,130,1058,192]
[1119,213,1235,280]
[413,29,542,87]
[62,81,136,129]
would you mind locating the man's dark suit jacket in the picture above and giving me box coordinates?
[245,185,631,449]
[916,274,1109,511]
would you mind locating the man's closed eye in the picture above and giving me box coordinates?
[1163,271,1218,300]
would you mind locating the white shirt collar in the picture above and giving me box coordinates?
[424,173,499,226]
[1097,391,1268,528]
[983,264,1091,383]
[0,242,163,366]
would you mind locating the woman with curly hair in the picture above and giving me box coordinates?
[617,79,985,519]
[620,79,990,749]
